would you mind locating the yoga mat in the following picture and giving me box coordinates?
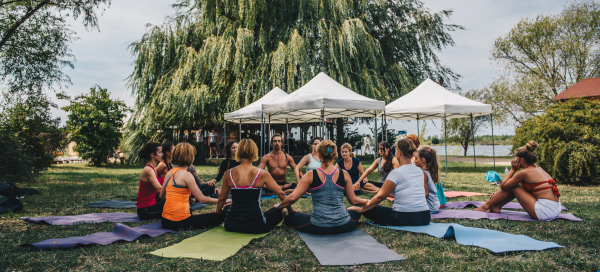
[431,209,582,221]
[297,229,406,266]
[150,226,269,260]
[442,201,567,211]
[22,222,177,249]
[21,213,143,225]
[444,191,490,198]
[367,221,563,253]
[87,199,209,210]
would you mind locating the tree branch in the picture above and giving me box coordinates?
[0,0,50,51]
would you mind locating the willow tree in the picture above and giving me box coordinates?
[125,0,461,156]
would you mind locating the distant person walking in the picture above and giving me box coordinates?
[196,127,203,143]
[209,129,218,159]
[363,135,373,155]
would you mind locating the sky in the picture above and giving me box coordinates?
[52,0,571,137]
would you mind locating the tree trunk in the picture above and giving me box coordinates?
[0,0,50,51]
[336,118,344,150]
[178,128,184,142]
[94,156,102,166]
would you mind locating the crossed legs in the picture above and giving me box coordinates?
[474,185,538,219]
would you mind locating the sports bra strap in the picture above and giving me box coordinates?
[229,169,238,188]
[170,167,186,188]
[252,169,261,187]
[317,167,338,177]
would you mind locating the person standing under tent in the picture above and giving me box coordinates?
[363,135,373,155]
[259,134,299,194]
[209,129,218,159]
[196,127,203,143]
[294,137,321,183]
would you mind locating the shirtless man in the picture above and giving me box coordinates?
[259,134,298,194]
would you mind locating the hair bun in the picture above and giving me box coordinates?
[526,140,538,151]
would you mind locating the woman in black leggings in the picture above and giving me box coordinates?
[348,138,430,226]
[216,139,294,234]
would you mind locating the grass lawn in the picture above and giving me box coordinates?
[1,160,599,271]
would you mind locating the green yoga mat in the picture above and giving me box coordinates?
[150,226,269,260]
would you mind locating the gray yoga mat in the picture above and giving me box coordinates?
[87,199,208,210]
[297,229,406,266]
[442,201,567,210]
[431,209,582,221]
[368,221,563,253]
[22,222,177,249]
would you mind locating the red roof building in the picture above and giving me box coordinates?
[552,77,600,101]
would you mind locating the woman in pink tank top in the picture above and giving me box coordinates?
[136,142,165,220]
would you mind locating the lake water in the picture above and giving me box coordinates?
[430,145,513,157]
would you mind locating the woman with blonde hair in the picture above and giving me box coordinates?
[475,141,561,220]
[349,138,430,226]
[336,143,367,193]
[216,139,293,234]
[277,140,368,235]
[160,143,230,231]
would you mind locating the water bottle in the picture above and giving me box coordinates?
[504,167,509,176]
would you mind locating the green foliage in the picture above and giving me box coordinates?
[443,89,489,155]
[513,98,600,185]
[342,126,363,151]
[0,0,110,93]
[125,0,462,158]
[488,1,600,125]
[0,91,66,181]
[62,86,129,166]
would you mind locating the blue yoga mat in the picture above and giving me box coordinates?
[367,221,563,253]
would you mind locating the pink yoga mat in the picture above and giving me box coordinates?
[442,201,568,211]
[444,191,490,198]
[431,209,582,221]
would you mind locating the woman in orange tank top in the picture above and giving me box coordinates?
[475,141,562,220]
[160,142,231,231]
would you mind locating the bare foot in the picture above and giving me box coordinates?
[474,204,491,212]
[490,205,502,213]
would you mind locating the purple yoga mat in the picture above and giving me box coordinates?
[431,209,582,221]
[22,222,177,249]
[442,201,568,211]
[21,213,143,226]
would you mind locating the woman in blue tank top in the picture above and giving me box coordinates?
[277,140,368,235]
[294,137,321,183]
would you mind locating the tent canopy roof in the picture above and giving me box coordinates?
[224,87,288,123]
[384,79,492,120]
[262,72,385,122]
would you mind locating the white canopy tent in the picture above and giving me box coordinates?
[262,72,386,156]
[224,87,288,154]
[383,79,494,174]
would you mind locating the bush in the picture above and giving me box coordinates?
[513,98,600,185]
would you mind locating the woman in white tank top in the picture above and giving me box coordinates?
[294,137,321,182]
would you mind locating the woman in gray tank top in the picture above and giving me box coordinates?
[355,141,400,193]
[276,140,368,235]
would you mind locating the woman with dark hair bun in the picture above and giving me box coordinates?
[278,140,368,235]
[136,142,165,220]
[475,141,562,220]
[349,138,430,226]
[156,142,174,185]
[294,137,321,183]
[354,141,400,193]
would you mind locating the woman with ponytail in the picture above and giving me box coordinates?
[136,142,165,220]
[349,138,430,226]
[475,141,562,220]
[336,143,366,193]
[155,142,174,185]
[355,141,400,193]
[277,140,368,235]
[294,137,321,183]
[414,145,440,213]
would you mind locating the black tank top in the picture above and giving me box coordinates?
[224,169,267,231]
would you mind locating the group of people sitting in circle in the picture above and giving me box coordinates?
[136,132,562,234]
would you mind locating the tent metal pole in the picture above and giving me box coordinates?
[268,114,271,153]
[374,112,378,160]
[321,108,325,139]
[286,119,290,153]
[239,121,242,141]
[384,110,388,142]
[491,113,496,172]
[471,114,476,168]
[224,120,227,157]
[444,113,448,177]
[417,115,420,138]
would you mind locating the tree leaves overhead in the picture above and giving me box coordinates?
[125,0,461,155]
